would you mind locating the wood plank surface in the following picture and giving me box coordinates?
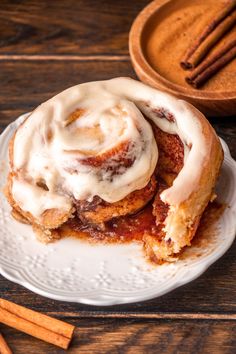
[0,0,236,352]
[1,319,236,354]
[0,0,149,56]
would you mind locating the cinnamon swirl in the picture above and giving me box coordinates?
[5,78,223,262]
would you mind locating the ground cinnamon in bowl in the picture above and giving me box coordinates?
[142,0,236,91]
[129,0,236,115]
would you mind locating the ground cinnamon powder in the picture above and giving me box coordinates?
[143,0,236,91]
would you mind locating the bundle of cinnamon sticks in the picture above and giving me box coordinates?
[0,298,75,351]
[181,0,236,88]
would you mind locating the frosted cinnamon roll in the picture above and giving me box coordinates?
[5,78,223,262]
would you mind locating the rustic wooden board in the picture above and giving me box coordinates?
[0,0,236,352]
[0,0,149,56]
[1,319,236,353]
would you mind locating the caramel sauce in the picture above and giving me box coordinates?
[59,179,168,244]
[59,203,160,244]
[59,201,225,259]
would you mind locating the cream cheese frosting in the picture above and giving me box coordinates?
[11,77,208,219]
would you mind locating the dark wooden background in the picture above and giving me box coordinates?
[0,0,236,353]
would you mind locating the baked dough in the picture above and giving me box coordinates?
[5,78,223,262]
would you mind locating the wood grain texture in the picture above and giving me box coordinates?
[0,0,236,352]
[1,319,236,354]
[0,0,149,56]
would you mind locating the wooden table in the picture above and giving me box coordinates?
[0,1,235,353]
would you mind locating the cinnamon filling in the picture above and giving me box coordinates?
[59,181,167,244]
[56,126,184,244]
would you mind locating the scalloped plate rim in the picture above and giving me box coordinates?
[0,113,236,306]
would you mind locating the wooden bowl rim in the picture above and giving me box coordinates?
[129,0,236,101]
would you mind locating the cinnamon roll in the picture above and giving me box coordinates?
[5,78,223,262]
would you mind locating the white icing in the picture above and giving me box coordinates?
[12,179,72,216]
[11,77,209,218]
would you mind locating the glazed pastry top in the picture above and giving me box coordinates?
[12,78,210,217]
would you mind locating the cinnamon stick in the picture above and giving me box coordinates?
[0,299,75,350]
[186,44,236,88]
[186,39,236,82]
[185,10,236,69]
[181,0,236,69]
[0,333,12,354]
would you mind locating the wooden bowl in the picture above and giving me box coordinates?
[129,0,236,116]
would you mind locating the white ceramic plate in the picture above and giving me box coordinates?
[0,114,236,306]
